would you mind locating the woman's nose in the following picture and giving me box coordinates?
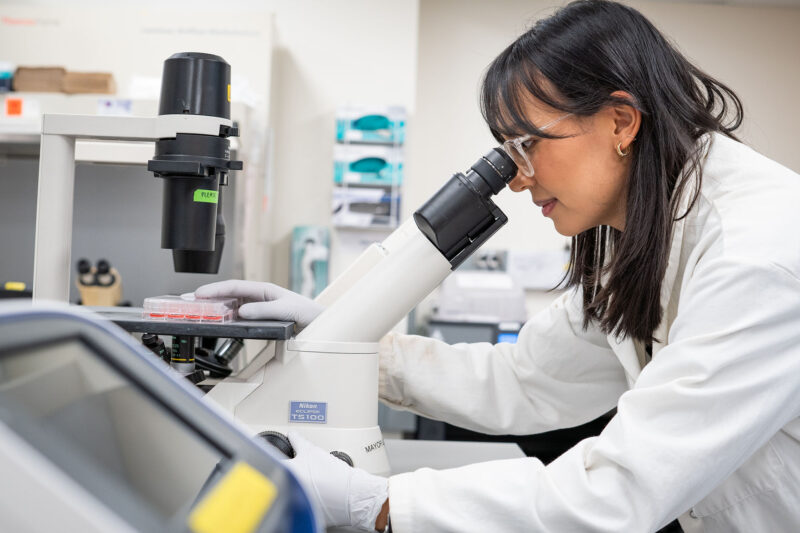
[508,171,534,193]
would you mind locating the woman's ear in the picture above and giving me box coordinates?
[609,90,641,151]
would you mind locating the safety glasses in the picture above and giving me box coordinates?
[502,113,572,177]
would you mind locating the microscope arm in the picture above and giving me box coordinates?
[299,148,517,344]
[299,219,452,343]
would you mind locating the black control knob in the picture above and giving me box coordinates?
[330,450,354,467]
[185,368,206,385]
[142,333,170,363]
[259,431,295,458]
[194,346,233,378]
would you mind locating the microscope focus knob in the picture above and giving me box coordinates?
[259,431,295,458]
[330,451,354,467]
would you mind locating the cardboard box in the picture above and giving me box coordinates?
[62,71,116,94]
[12,66,65,92]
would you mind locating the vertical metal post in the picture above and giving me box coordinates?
[33,133,76,301]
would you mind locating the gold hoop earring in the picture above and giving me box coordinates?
[616,142,630,157]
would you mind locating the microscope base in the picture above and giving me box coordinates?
[207,339,390,475]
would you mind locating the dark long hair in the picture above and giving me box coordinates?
[481,0,743,342]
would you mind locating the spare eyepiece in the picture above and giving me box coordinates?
[148,53,243,274]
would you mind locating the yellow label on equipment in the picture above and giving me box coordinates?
[227,84,231,102]
[4,282,26,291]
[188,462,278,533]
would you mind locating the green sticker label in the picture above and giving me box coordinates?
[194,189,218,203]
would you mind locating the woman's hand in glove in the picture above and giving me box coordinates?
[286,430,389,531]
[194,280,324,330]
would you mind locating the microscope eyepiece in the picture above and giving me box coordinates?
[470,147,517,194]
[413,148,518,268]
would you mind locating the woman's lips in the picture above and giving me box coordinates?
[535,198,557,216]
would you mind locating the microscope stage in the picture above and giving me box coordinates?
[92,307,294,339]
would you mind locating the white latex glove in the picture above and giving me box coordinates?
[194,280,324,330]
[286,430,388,530]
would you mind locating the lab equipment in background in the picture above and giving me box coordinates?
[0,302,320,533]
[431,260,527,325]
[333,144,403,186]
[0,62,13,92]
[205,147,517,475]
[428,319,523,345]
[33,52,242,302]
[336,105,406,145]
[290,226,330,299]
[507,247,571,290]
[143,295,238,323]
[331,187,399,227]
[76,258,95,286]
[95,259,116,287]
[0,281,31,299]
[333,105,404,229]
[75,258,124,306]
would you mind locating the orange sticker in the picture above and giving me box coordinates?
[5,98,22,116]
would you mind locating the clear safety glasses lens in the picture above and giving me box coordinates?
[501,113,572,178]
[503,139,534,177]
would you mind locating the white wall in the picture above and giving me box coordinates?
[262,0,420,284]
[409,0,800,316]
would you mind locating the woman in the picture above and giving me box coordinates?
[196,1,800,531]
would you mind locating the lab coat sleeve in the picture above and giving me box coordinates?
[378,288,628,435]
[387,257,800,532]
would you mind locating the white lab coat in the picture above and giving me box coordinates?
[378,132,800,533]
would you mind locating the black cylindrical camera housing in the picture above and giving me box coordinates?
[172,193,226,273]
[153,133,232,252]
[148,52,242,274]
[159,52,231,119]
[161,174,219,251]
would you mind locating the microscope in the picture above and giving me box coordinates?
[33,52,240,302]
[13,53,321,532]
[206,147,517,475]
[31,50,519,477]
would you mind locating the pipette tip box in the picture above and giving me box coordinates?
[142,295,238,323]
